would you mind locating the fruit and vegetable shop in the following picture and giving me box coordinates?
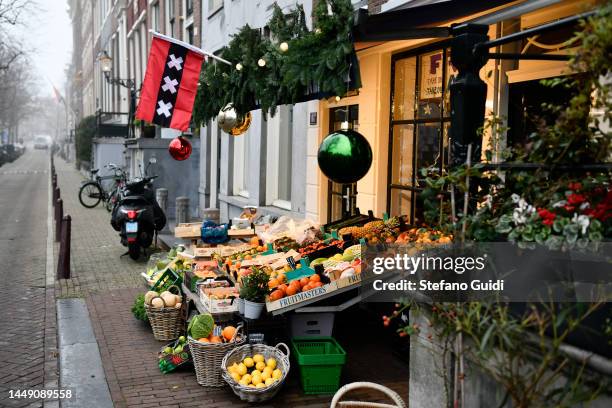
[136,210,424,403]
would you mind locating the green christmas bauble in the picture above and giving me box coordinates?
[317,129,372,184]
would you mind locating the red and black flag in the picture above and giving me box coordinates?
[135,32,205,131]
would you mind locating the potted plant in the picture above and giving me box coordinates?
[239,267,269,319]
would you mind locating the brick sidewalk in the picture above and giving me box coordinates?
[54,157,409,407]
[53,159,146,298]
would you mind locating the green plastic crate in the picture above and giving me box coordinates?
[291,336,347,395]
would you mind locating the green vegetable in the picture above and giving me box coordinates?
[131,294,148,322]
[188,314,214,339]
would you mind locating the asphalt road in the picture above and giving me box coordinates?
[0,148,49,407]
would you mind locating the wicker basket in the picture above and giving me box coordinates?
[221,342,290,402]
[188,325,246,387]
[145,294,184,341]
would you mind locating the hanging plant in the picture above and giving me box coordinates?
[192,0,359,126]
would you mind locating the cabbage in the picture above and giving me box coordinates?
[188,314,214,339]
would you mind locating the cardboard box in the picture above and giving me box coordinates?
[198,286,239,314]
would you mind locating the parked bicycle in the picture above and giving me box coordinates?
[78,163,127,211]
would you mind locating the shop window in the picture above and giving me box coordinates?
[327,105,359,223]
[388,45,453,223]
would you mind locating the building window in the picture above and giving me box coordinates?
[167,0,175,36]
[327,105,359,223]
[208,0,223,16]
[151,2,160,32]
[266,106,293,210]
[186,24,194,45]
[388,45,454,223]
[186,0,193,16]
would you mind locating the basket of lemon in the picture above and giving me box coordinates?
[221,343,290,402]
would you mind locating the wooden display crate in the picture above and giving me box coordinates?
[174,222,201,238]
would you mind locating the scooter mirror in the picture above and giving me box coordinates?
[149,157,157,164]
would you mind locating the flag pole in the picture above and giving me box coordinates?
[149,30,232,66]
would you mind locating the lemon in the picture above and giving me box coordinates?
[237,363,247,376]
[228,363,239,374]
[272,369,282,380]
[251,369,261,377]
[251,374,263,386]
[261,370,271,381]
[253,354,265,363]
[266,358,277,369]
[249,384,257,388]
[256,382,266,388]
[239,378,249,386]
[243,357,255,368]
[241,373,252,384]
[263,366,273,376]
[255,361,266,371]
[231,372,241,382]
[265,377,275,386]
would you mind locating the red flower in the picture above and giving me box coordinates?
[568,182,582,191]
[567,194,586,206]
[537,208,556,225]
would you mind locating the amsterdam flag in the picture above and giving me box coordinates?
[135,32,205,131]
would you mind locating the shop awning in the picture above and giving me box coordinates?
[353,0,528,42]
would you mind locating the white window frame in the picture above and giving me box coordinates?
[208,0,223,17]
[151,1,160,32]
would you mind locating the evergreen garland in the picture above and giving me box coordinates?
[192,0,358,126]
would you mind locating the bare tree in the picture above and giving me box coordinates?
[0,0,31,26]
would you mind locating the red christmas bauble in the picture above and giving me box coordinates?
[168,136,192,161]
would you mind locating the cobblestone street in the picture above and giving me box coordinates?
[0,150,52,408]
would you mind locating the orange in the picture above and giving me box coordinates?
[285,285,298,296]
[244,254,252,260]
[302,283,312,292]
[209,336,223,343]
[198,337,210,343]
[312,282,323,288]
[269,289,284,301]
[277,284,288,294]
[309,274,321,283]
[222,326,237,342]
[268,278,280,289]
[250,236,260,246]
[299,277,310,287]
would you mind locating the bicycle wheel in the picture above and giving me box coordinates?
[106,188,119,212]
[79,182,103,208]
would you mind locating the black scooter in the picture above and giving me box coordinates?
[111,160,166,260]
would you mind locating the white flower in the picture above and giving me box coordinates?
[579,202,590,211]
[484,194,493,210]
[511,194,520,203]
[553,200,567,208]
[572,214,590,235]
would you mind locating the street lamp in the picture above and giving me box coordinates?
[97,50,136,139]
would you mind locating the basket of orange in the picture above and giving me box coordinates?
[187,314,245,387]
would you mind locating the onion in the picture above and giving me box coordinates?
[161,293,176,308]
[144,291,159,305]
[151,297,165,308]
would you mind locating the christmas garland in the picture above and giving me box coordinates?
[192,0,359,126]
